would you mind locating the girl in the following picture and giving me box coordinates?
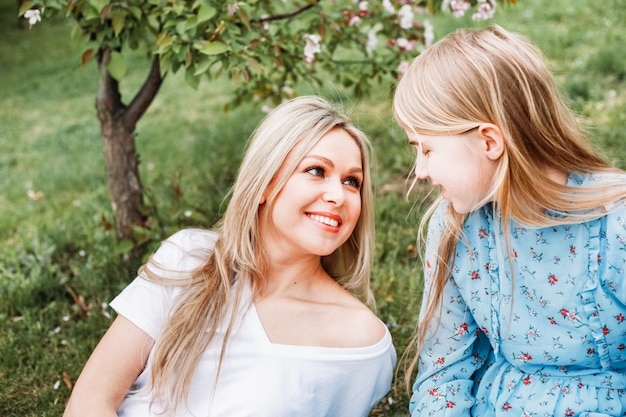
[394,25,626,415]
[64,96,396,417]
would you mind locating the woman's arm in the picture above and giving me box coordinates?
[63,315,154,417]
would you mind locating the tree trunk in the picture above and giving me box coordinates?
[95,48,163,244]
[99,111,144,242]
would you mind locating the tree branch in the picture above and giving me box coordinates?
[124,55,164,128]
[255,1,320,23]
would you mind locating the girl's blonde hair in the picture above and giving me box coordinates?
[393,25,626,389]
[139,96,375,415]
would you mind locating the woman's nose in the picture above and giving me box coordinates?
[323,179,346,205]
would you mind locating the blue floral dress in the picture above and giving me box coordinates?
[409,173,626,416]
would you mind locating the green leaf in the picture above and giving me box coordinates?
[185,69,200,89]
[198,41,230,56]
[156,32,174,53]
[185,16,198,30]
[111,12,125,36]
[128,6,142,19]
[246,56,263,75]
[236,9,250,29]
[18,1,34,15]
[194,58,213,75]
[88,0,108,13]
[197,4,216,23]
[113,239,134,255]
[107,51,127,81]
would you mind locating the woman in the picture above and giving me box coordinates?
[64,96,396,417]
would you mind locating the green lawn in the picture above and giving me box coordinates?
[0,0,624,415]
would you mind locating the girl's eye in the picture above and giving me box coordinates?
[343,177,362,189]
[306,166,324,177]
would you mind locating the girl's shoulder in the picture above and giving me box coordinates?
[570,170,626,186]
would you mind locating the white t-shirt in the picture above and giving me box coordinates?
[110,229,396,417]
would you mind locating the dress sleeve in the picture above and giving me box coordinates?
[409,203,491,416]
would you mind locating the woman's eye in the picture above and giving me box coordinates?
[343,177,362,188]
[306,166,324,177]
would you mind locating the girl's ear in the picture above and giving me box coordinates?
[477,123,505,161]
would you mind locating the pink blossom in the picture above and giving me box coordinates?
[226,2,246,17]
[450,0,471,18]
[349,15,362,26]
[396,37,414,51]
[423,20,434,47]
[472,0,496,21]
[382,0,395,13]
[366,30,378,55]
[397,5,413,29]
[304,34,321,63]
[397,61,410,74]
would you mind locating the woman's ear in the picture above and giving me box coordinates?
[477,123,505,161]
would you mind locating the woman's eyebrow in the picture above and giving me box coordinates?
[304,155,363,174]
[303,154,334,167]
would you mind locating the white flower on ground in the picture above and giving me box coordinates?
[27,189,44,201]
[304,34,321,63]
[24,9,41,25]
[398,4,414,29]
[358,1,368,11]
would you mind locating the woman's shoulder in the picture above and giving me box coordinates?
[163,228,219,250]
[326,289,390,348]
[143,228,219,280]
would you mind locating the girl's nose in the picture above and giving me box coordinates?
[415,162,428,180]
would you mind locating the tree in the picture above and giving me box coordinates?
[20,0,514,246]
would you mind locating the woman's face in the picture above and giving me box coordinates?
[261,128,363,260]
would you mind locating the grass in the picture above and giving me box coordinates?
[0,0,625,415]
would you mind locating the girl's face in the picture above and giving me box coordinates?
[407,129,498,214]
[262,128,363,259]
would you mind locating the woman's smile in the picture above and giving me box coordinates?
[307,212,342,230]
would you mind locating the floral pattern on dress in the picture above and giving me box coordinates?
[409,173,626,416]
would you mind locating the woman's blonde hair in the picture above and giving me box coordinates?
[393,25,626,389]
[140,96,375,415]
